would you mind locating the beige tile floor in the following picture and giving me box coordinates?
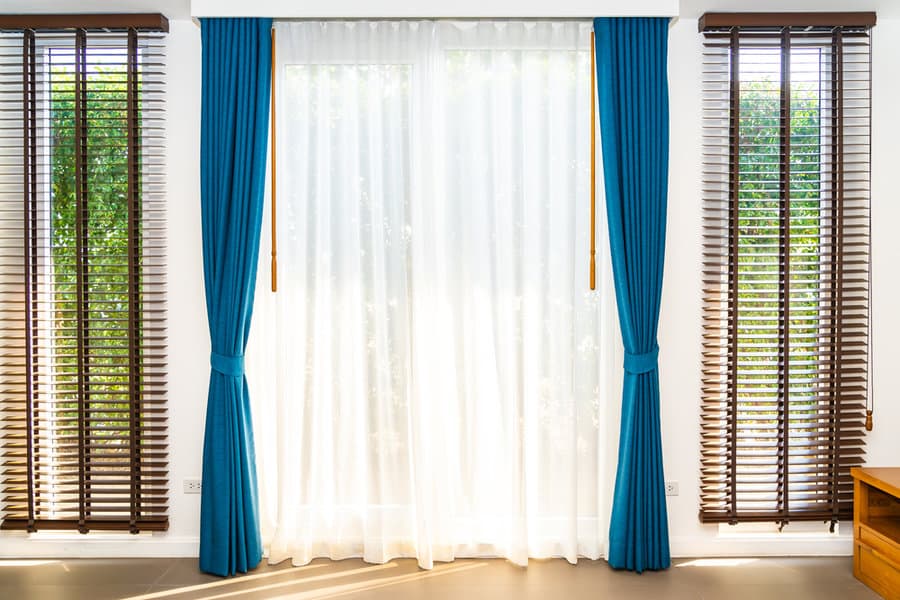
[0,556,882,600]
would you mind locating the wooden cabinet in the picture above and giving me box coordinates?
[852,467,900,600]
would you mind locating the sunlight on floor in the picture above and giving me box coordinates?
[267,562,488,600]
[185,563,400,600]
[676,558,759,568]
[123,563,330,599]
[123,560,489,600]
[0,560,60,567]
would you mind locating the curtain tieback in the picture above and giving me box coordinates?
[211,351,244,377]
[623,344,659,375]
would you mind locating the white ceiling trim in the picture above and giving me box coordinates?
[190,0,679,18]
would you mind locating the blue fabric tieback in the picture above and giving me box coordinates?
[624,345,659,375]
[210,351,244,377]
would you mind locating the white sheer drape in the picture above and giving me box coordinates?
[247,20,620,569]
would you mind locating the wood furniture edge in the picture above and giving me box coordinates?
[852,467,900,600]
[851,467,900,500]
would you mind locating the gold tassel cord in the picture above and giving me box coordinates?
[270,27,278,292]
[590,30,596,291]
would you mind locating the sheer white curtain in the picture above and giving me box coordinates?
[247,20,620,569]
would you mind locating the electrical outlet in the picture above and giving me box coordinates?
[183,478,202,494]
[664,481,679,496]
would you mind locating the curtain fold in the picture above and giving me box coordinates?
[593,17,671,573]
[199,17,273,577]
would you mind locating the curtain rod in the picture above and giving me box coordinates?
[271,17,597,22]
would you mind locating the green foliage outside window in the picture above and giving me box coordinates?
[49,63,136,453]
[737,78,827,465]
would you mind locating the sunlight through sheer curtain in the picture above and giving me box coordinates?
[246,20,620,569]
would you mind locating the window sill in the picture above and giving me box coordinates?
[717,522,844,537]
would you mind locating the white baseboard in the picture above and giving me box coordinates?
[669,534,853,558]
[0,534,200,558]
[0,533,852,560]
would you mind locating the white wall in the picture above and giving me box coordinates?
[1,0,898,559]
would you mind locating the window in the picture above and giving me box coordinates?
[0,16,168,533]
[248,20,614,567]
[699,13,874,525]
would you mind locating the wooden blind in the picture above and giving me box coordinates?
[699,13,874,525]
[0,15,168,533]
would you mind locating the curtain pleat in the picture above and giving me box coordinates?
[593,17,671,573]
[199,17,273,577]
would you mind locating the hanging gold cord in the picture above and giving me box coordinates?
[590,30,596,291]
[270,27,278,292]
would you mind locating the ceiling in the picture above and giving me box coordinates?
[1,0,191,20]
[679,0,897,19]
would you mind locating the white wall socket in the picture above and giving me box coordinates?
[664,481,679,496]
[183,478,202,494]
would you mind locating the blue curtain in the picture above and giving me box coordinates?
[593,17,671,573]
[199,17,272,577]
